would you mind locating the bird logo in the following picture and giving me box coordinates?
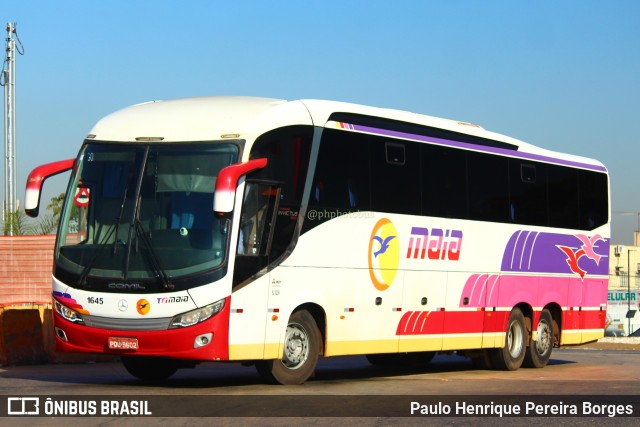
[136,299,150,315]
[575,234,604,265]
[372,235,396,258]
[557,234,605,279]
[368,218,400,291]
[557,246,588,279]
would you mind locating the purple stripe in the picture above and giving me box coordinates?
[501,231,610,276]
[350,123,607,172]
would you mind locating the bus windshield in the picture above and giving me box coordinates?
[55,142,239,290]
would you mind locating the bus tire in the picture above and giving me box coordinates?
[255,310,321,385]
[121,356,178,381]
[523,309,553,368]
[490,307,526,371]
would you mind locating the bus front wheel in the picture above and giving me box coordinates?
[490,307,526,371]
[256,310,321,385]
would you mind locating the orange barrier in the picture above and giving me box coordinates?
[0,237,115,365]
[0,303,116,365]
[0,303,48,365]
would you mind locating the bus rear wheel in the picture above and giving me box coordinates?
[523,309,554,368]
[256,310,321,385]
[490,307,526,370]
[121,356,178,381]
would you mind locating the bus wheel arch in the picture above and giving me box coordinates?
[547,303,562,348]
[256,306,324,385]
[295,303,326,355]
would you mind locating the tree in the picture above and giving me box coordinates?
[2,193,66,235]
[36,192,68,234]
[2,209,28,235]
[47,192,66,219]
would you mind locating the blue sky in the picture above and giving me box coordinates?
[2,1,640,243]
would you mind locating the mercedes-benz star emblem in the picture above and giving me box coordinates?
[118,299,129,312]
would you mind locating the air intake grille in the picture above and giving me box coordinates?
[83,314,171,330]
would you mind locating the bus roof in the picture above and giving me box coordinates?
[87,96,606,172]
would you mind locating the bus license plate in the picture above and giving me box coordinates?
[108,337,139,351]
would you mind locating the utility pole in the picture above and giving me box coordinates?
[2,22,23,235]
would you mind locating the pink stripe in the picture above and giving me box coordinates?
[460,274,608,308]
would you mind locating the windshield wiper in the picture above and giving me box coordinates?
[123,147,149,278]
[112,184,129,255]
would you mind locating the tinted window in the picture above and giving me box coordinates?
[509,160,548,226]
[310,129,371,210]
[422,144,467,218]
[250,126,312,206]
[579,170,608,230]
[304,128,608,232]
[371,138,420,215]
[547,165,579,228]
[248,125,313,261]
[468,151,509,222]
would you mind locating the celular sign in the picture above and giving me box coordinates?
[606,290,640,336]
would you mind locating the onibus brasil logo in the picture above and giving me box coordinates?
[368,218,400,291]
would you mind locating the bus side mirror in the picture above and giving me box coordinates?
[25,159,75,217]
[214,158,268,214]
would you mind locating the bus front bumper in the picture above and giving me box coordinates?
[51,303,231,361]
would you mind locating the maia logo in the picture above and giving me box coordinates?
[368,218,400,291]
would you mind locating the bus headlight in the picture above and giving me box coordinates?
[169,299,225,328]
[54,299,85,325]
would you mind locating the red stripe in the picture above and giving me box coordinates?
[562,308,606,331]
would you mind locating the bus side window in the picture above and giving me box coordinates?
[371,138,419,215]
[249,126,313,259]
[237,182,280,256]
[508,161,547,226]
[311,129,371,210]
[578,169,608,230]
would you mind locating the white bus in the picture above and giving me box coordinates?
[26,97,610,384]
